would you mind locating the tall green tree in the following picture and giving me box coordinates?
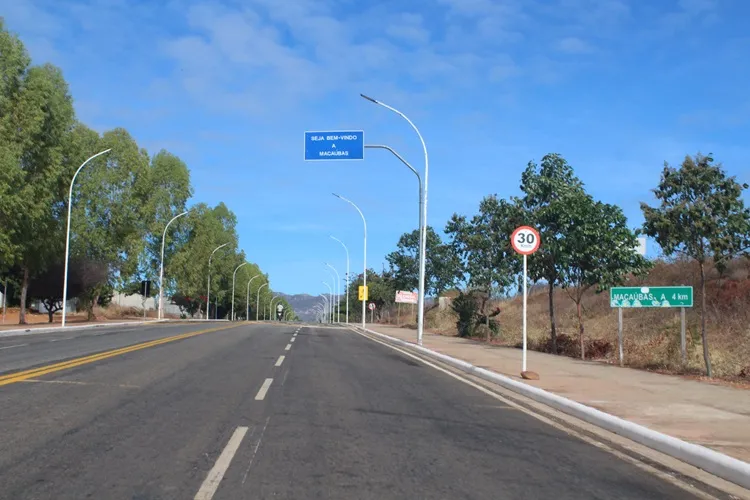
[446,195,522,335]
[520,153,585,353]
[70,127,152,318]
[386,226,461,300]
[169,203,243,317]
[0,21,76,323]
[641,154,750,377]
[560,192,650,359]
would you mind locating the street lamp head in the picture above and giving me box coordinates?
[332,192,341,199]
[360,93,378,104]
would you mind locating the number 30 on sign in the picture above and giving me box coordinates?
[511,226,541,255]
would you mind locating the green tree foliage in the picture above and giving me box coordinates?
[0,21,75,323]
[519,153,585,353]
[641,154,750,377]
[386,226,461,299]
[560,192,651,358]
[343,269,396,321]
[446,195,522,335]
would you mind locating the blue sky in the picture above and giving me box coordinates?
[2,0,749,295]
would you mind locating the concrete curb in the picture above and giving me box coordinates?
[0,319,168,338]
[357,326,750,490]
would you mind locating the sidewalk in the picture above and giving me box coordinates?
[368,325,750,463]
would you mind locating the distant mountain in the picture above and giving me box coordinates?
[279,293,338,321]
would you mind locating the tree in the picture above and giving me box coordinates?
[168,203,244,317]
[27,258,108,323]
[0,23,76,323]
[560,192,651,359]
[343,270,396,322]
[70,127,152,319]
[641,154,750,377]
[519,153,585,353]
[446,196,522,337]
[386,226,461,300]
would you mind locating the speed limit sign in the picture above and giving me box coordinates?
[368,303,376,311]
[511,226,541,255]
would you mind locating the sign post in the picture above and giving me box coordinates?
[304,131,364,161]
[368,302,375,323]
[511,226,541,379]
[610,286,694,366]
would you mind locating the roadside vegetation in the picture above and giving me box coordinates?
[346,153,750,381]
[0,22,294,324]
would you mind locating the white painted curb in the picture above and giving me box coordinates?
[0,319,168,338]
[358,327,750,490]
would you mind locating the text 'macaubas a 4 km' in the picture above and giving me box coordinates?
[610,286,693,308]
[304,131,364,161]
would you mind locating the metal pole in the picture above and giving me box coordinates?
[618,307,624,367]
[325,263,341,323]
[61,149,112,327]
[333,194,366,330]
[522,254,528,373]
[322,281,333,323]
[246,274,260,321]
[256,283,267,321]
[330,236,350,324]
[231,262,249,321]
[320,295,330,323]
[206,242,229,320]
[360,95,428,348]
[158,211,188,320]
[2,278,7,324]
[270,295,280,321]
[680,307,686,364]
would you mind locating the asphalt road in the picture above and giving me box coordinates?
[0,321,702,499]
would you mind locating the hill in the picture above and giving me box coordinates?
[279,293,339,321]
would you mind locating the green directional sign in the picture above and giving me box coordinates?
[610,286,693,308]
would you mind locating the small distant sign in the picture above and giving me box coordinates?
[368,302,376,311]
[276,304,284,312]
[395,290,418,304]
[304,131,364,161]
[358,285,368,301]
[610,286,693,308]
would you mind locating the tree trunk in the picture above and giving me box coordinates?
[486,285,491,342]
[699,261,712,377]
[46,300,55,323]
[577,299,585,360]
[548,281,557,354]
[87,293,99,321]
[18,267,29,325]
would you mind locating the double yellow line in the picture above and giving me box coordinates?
[0,323,239,388]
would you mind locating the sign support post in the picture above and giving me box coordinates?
[511,225,541,380]
[618,307,623,366]
[522,254,528,372]
[680,307,686,364]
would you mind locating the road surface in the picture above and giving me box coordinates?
[0,321,706,499]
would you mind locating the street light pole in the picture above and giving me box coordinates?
[320,294,330,323]
[333,193,367,331]
[361,94,429,346]
[325,263,341,323]
[322,281,333,323]
[206,242,229,320]
[246,274,260,320]
[61,149,112,328]
[158,210,188,320]
[231,262,249,321]
[330,236,350,324]
[256,282,268,321]
[270,295,280,321]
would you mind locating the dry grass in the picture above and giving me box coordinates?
[420,258,750,381]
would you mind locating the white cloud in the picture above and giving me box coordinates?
[385,13,430,45]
